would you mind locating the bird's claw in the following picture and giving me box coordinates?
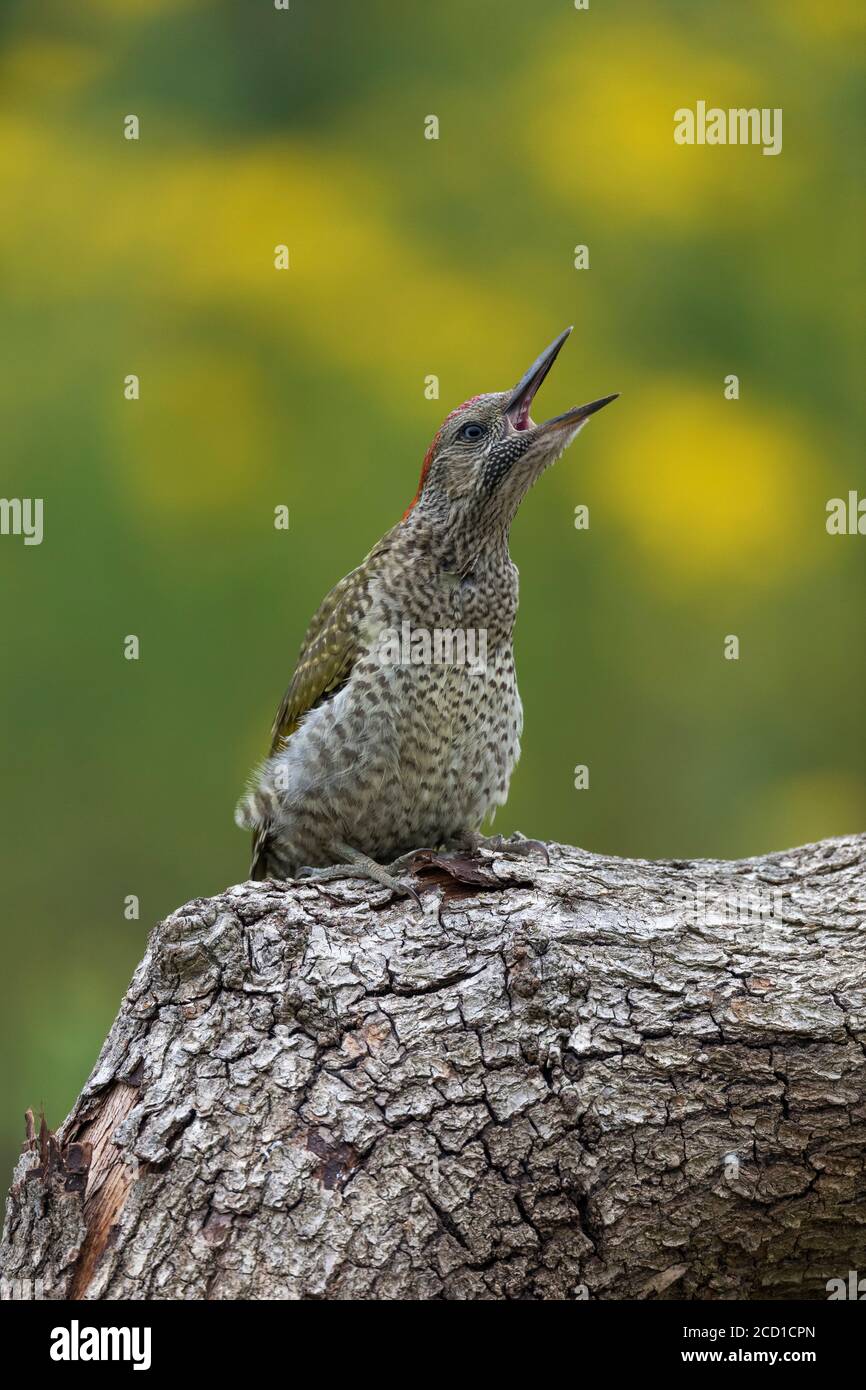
[451,831,550,864]
[297,860,423,910]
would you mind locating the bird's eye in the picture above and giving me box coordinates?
[459,422,486,441]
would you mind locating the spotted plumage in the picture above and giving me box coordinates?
[236,328,617,890]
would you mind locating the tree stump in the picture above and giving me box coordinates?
[2,833,865,1300]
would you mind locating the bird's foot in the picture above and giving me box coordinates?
[449,830,550,864]
[384,847,437,876]
[297,842,423,908]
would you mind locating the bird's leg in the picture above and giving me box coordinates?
[447,829,550,864]
[297,842,423,908]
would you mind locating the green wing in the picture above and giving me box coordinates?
[249,567,366,879]
[249,535,395,879]
[268,563,369,753]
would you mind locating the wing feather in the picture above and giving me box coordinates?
[268,565,367,753]
[248,530,398,880]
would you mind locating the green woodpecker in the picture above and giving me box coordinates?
[236,328,617,896]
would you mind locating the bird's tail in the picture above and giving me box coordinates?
[249,824,272,880]
[235,786,278,881]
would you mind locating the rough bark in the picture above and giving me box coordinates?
[2,833,865,1301]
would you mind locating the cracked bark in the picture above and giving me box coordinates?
[2,833,865,1301]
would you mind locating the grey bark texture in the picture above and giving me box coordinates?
[2,833,865,1301]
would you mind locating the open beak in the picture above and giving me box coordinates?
[540,393,619,434]
[505,326,618,435]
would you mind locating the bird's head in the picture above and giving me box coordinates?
[403,327,617,538]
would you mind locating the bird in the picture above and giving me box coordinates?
[236,327,617,898]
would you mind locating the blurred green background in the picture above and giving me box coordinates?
[1,0,864,1197]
